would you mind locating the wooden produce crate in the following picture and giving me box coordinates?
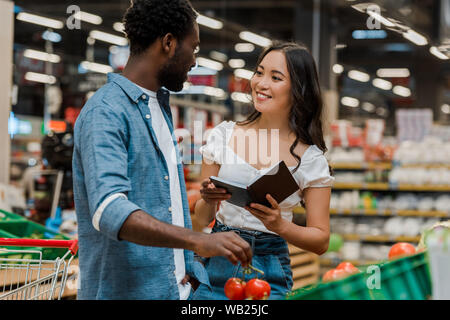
[289,245,320,290]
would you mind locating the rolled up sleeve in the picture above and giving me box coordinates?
[77,105,141,241]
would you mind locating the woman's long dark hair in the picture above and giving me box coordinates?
[237,41,329,174]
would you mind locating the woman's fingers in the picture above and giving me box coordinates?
[266,194,280,209]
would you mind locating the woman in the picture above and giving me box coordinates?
[191,41,334,300]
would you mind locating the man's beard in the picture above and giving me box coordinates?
[158,48,187,92]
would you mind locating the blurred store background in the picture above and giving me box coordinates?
[0,0,449,298]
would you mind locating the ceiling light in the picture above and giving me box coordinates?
[393,85,411,97]
[73,11,102,25]
[362,102,376,112]
[372,78,392,90]
[376,68,410,78]
[113,22,125,33]
[24,49,61,63]
[196,57,223,71]
[24,72,56,84]
[234,69,254,80]
[341,96,360,107]
[17,12,64,29]
[235,43,255,53]
[209,51,228,63]
[403,29,428,46]
[348,70,370,82]
[80,61,114,74]
[429,46,449,60]
[203,86,226,99]
[366,10,396,28]
[42,30,62,43]
[89,30,128,46]
[239,31,272,47]
[196,14,223,29]
[228,59,245,69]
[332,64,344,74]
[231,92,251,103]
[441,104,450,114]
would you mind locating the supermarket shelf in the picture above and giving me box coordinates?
[293,207,448,218]
[169,96,229,115]
[340,233,420,243]
[332,182,450,192]
[331,162,392,170]
[331,161,450,170]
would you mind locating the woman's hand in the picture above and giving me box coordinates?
[245,194,286,234]
[199,178,231,206]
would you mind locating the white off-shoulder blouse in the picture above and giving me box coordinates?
[199,120,335,234]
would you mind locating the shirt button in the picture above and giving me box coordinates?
[142,94,147,99]
[145,114,151,119]
[168,207,172,212]
[164,175,169,180]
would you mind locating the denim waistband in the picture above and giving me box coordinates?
[212,221,289,255]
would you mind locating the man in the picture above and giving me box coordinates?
[72,0,252,300]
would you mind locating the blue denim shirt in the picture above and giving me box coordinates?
[72,73,210,299]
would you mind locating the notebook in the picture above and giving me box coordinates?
[209,160,299,208]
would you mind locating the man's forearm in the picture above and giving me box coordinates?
[118,209,200,251]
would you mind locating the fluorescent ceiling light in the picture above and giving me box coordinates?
[441,104,450,114]
[341,96,360,107]
[196,14,223,29]
[362,102,376,112]
[377,68,410,78]
[73,11,102,25]
[239,31,272,47]
[403,29,428,46]
[234,68,254,80]
[393,85,411,97]
[42,30,61,43]
[17,12,64,29]
[429,46,449,60]
[235,43,255,53]
[372,78,392,90]
[24,49,60,63]
[80,61,114,74]
[203,86,226,99]
[366,10,396,28]
[228,59,245,69]
[25,71,56,84]
[209,51,228,63]
[332,64,344,74]
[348,70,370,82]
[113,22,125,33]
[231,92,251,103]
[188,66,217,76]
[89,30,128,46]
[196,57,223,71]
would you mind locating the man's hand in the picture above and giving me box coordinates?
[194,231,252,267]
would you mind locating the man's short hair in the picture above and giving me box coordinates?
[123,0,198,56]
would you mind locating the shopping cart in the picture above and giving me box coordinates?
[0,237,78,300]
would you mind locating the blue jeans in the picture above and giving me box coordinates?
[191,221,293,300]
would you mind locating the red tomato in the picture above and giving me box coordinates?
[336,262,360,275]
[388,242,416,260]
[322,268,347,282]
[244,278,271,300]
[224,278,246,300]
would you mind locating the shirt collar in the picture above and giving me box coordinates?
[107,72,170,105]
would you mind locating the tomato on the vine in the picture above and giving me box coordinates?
[244,278,271,300]
[224,277,246,300]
